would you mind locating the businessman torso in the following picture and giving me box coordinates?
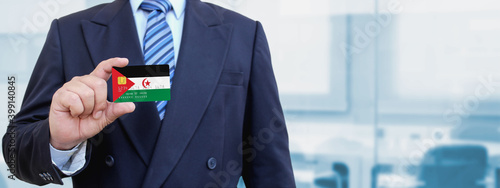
[4,0,295,187]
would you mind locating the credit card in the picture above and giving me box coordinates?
[112,65,170,103]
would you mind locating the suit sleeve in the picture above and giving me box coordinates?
[2,19,90,185]
[241,21,296,187]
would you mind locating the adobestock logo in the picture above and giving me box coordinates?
[339,0,407,58]
[9,0,71,52]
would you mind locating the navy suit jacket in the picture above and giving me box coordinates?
[2,0,295,187]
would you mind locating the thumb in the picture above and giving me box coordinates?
[104,102,136,123]
[90,57,129,81]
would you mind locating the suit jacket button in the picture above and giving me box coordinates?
[105,155,115,167]
[207,157,217,170]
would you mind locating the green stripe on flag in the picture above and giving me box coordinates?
[115,89,171,103]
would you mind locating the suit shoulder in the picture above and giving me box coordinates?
[202,2,256,25]
[57,3,109,24]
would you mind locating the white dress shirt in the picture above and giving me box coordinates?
[50,0,186,175]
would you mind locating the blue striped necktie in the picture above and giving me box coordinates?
[140,0,175,120]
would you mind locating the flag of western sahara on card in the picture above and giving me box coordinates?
[112,65,170,103]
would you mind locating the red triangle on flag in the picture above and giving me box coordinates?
[112,68,135,102]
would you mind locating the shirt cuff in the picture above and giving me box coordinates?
[49,141,87,176]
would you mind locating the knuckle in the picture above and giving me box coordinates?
[94,79,107,88]
[71,76,81,82]
[62,82,71,88]
[67,93,81,103]
[83,90,95,99]
[52,90,61,100]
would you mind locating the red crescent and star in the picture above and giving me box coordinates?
[142,78,151,88]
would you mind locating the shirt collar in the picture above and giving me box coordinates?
[130,0,186,19]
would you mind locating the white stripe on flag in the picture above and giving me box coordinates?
[127,76,170,90]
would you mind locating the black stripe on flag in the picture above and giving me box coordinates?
[114,65,170,78]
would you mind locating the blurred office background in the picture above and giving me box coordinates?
[1,0,500,187]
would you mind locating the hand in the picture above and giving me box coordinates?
[49,58,136,150]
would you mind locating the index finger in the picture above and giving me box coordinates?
[90,57,129,81]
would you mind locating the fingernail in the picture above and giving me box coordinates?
[94,111,103,119]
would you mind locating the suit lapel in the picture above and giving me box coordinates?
[81,0,161,166]
[142,0,233,186]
